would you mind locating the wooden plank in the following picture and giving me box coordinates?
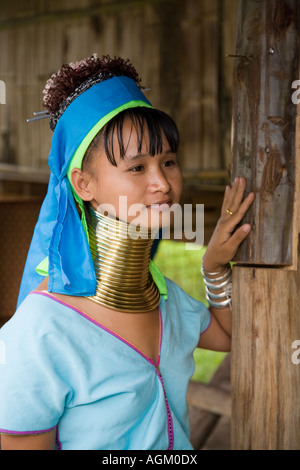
[0,163,49,183]
[220,0,239,170]
[201,415,231,450]
[179,0,222,172]
[293,114,300,266]
[183,169,229,181]
[189,406,219,450]
[189,354,231,448]
[231,0,299,266]
[231,260,300,449]
[187,381,231,417]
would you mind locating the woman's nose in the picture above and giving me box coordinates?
[149,167,171,193]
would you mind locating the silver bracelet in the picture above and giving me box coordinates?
[206,289,227,300]
[205,295,232,309]
[201,260,232,309]
[201,263,229,277]
[202,270,232,291]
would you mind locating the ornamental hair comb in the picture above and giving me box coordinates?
[27,110,50,122]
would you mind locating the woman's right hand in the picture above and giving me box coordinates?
[202,176,255,273]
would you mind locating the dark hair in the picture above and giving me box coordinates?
[82,106,180,171]
[43,54,141,115]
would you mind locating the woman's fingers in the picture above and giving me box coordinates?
[221,185,231,214]
[225,191,255,230]
[204,177,255,271]
[221,177,241,214]
[221,177,247,216]
[222,223,252,260]
[221,177,255,225]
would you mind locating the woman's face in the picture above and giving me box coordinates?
[82,118,183,230]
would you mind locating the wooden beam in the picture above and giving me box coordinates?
[183,169,229,181]
[231,0,300,266]
[231,0,300,450]
[0,163,49,184]
[187,381,231,417]
[189,354,231,449]
[231,259,300,449]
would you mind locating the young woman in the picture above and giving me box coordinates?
[0,55,254,450]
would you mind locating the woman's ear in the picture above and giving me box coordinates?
[70,168,94,202]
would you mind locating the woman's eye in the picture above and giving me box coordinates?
[130,165,144,172]
[163,159,176,167]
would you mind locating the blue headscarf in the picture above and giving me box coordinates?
[17,76,153,307]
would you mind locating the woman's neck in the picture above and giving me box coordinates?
[86,206,160,312]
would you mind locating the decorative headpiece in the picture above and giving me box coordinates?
[18,56,166,307]
[27,54,147,130]
[28,71,116,131]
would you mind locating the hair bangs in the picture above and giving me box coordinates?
[103,107,179,165]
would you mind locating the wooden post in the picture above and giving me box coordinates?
[231,258,300,449]
[231,0,300,449]
[231,0,299,266]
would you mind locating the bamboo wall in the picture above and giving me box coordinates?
[0,0,238,177]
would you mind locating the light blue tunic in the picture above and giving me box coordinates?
[0,277,211,450]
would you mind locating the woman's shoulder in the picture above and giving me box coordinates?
[163,276,204,305]
[161,276,211,340]
[162,276,209,316]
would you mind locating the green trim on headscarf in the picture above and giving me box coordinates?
[36,257,49,277]
[149,260,168,300]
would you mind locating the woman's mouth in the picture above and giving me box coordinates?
[148,202,171,211]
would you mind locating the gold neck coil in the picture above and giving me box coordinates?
[87,207,160,312]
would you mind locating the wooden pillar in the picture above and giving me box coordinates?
[231,0,300,449]
[231,257,300,449]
